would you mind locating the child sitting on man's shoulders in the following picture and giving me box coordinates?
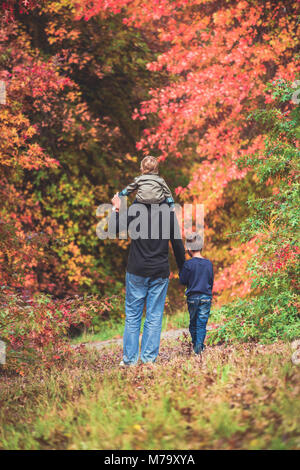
[118,155,175,208]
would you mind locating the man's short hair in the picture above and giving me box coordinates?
[185,233,203,251]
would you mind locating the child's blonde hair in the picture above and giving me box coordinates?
[140,156,159,174]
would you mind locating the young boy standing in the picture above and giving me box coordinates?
[179,234,214,354]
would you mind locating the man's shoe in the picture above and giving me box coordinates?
[119,360,138,367]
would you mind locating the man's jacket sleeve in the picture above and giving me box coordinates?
[170,211,185,271]
[108,208,129,236]
[179,263,189,285]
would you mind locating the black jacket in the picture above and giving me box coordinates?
[109,202,185,279]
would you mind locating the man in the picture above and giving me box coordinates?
[110,194,185,366]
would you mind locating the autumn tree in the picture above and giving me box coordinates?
[76,0,299,301]
[1,0,299,305]
[0,0,170,295]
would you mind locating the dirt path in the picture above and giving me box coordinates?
[77,326,214,351]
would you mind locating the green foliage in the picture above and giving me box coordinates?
[208,292,300,345]
[209,79,300,344]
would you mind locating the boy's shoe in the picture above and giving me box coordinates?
[193,344,206,355]
[193,347,206,357]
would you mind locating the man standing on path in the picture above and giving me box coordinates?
[109,194,185,366]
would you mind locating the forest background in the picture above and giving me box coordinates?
[0,0,299,368]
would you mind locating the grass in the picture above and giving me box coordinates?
[0,337,299,450]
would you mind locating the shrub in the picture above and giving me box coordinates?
[89,293,125,333]
[209,79,300,344]
[209,291,300,345]
[0,290,98,371]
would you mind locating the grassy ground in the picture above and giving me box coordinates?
[0,335,299,450]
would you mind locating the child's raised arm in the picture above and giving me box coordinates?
[119,177,139,197]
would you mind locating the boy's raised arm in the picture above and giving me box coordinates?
[119,177,139,197]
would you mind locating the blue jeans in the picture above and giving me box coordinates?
[187,294,212,354]
[123,272,169,365]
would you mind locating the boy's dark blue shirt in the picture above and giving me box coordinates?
[179,257,214,297]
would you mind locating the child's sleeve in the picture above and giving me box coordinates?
[119,177,139,197]
[160,178,175,208]
[179,263,190,285]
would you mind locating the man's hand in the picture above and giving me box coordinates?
[111,193,121,212]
